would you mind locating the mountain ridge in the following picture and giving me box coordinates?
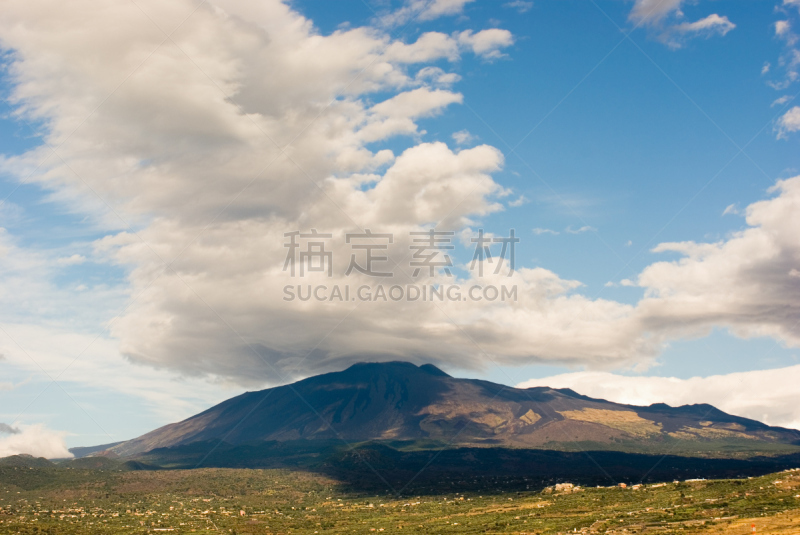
[105,361,800,459]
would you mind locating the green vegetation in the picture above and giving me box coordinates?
[1,464,799,534]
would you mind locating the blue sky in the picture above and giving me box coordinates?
[1,0,800,454]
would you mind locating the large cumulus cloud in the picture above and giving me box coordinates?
[0,0,797,390]
[634,176,800,347]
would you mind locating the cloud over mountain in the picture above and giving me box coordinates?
[0,0,797,392]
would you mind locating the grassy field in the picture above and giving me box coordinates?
[1,464,800,534]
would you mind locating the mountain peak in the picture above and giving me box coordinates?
[418,363,450,377]
[341,360,450,377]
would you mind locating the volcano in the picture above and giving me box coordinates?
[104,361,800,459]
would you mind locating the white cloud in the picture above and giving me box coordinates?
[628,0,685,25]
[452,129,476,145]
[416,66,461,86]
[762,62,771,75]
[628,0,735,48]
[381,30,515,67]
[457,29,514,59]
[777,106,800,138]
[56,254,86,266]
[772,95,792,107]
[565,225,596,234]
[532,227,559,235]
[674,14,735,38]
[632,176,800,348]
[776,20,792,39]
[457,227,495,248]
[360,88,464,141]
[419,0,475,20]
[384,32,460,63]
[722,203,739,216]
[503,1,533,14]
[509,195,527,207]
[0,423,72,459]
[518,365,800,430]
[767,8,800,89]
[381,0,475,26]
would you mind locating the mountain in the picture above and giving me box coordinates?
[107,361,800,459]
[0,454,55,468]
[69,441,124,459]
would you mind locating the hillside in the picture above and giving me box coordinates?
[105,362,800,459]
[0,454,55,468]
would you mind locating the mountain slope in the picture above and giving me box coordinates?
[69,441,124,459]
[108,361,800,458]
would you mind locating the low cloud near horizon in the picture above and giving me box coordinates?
[519,364,800,431]
[0,423,72,459]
